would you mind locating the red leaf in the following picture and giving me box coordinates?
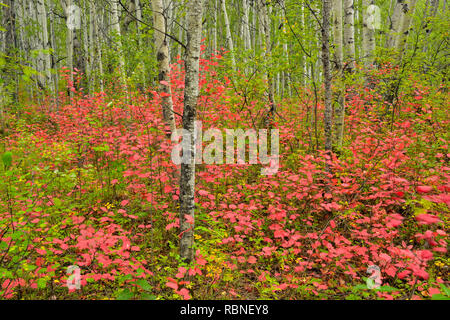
[417,186,433,193]
[416,213,441,225]
[166,282,178,291]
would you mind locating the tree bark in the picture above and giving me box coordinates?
[152,0,177,136]
[343,0,356,71]
[242,0,251,52]
[37,0,53,93]
[386,0,405,49]
[179,0,204,264]
[395,0,418,56]
[322,0,333,152]
[111,0,126,86]
[259,0,276,125]
[222,0,236,70]
[362,0,376,68]
[332,0,346,149]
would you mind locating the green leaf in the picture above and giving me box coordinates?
[439,284,450,296]
[2,152,12,169]
[136,279,152,291]
[116,289,133,300]
[377,285,399,292]
[352,284,368,291]
[431,294,450,300]
[141,293,156,300]
[37,278,47,289]
[53,198,62,207]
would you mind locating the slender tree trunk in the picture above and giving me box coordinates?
[322,0,333,152]
[136,0,142,47]
[111,0,126,86]
[82,0,90,94]
[259,0,276,124]
[32,0,44,88]
[280,0,291,97]
[179,0,204,264]
[37,0,53,93]
[301,4,307,87]
[242,0,251,52]
[395,0,418,56]
[94,2,104,92]
[333,0,346,148]
[152,0,177,136]
[222,0,236,70]
[213,0,218,52]
[49,0,59,109]
[88,0,95,94]
[386,0,405,49]
[1,0,17,133]
[62,0,74,97]
[344,0,356,71]
[362,0,376,68]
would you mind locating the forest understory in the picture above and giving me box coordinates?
[0,0,449,301]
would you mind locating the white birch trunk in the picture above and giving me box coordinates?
[242,0,251,52]
[111,0,126,86]
[322,0,333,152]
[362,0,376,68]
[152,0,177,135]
[333,0,346,148]
[37,0,52,92]
[259,0,276,122]
[386,0,405,49]
[222,0,236,70]
[344,0,356,71]
[179,0,204,264]
[395,0,418,54]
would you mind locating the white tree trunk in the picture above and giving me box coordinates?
[322,0,333,152]
[333,0,344,70]
[61,0,74,96]
[222,0,236,70]
[32,0,44,88]
[386,0,405,48]
[343,0,356,71]
[37,0,52,92]
[179,0,204,263]
[242,0,251,52]
[111,0,126,85]
[333,0,346,148]
[152,0,177,135]
[259,0,276,122]
[362,0,376,68]
[395,0,418,54]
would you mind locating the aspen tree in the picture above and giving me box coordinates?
[242,0,251,52]
[344,0,356,71]
[362,0,376,68]
[179,0,204,263]
[259,0,276,124]
[111,0,126,86]
[333,0,346,148]
[322,0,333,152]
[386,0,405,49]
[394,0,418,57]
[222,0,236,70]
[152,0,177,135]
[37,0,53,92]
